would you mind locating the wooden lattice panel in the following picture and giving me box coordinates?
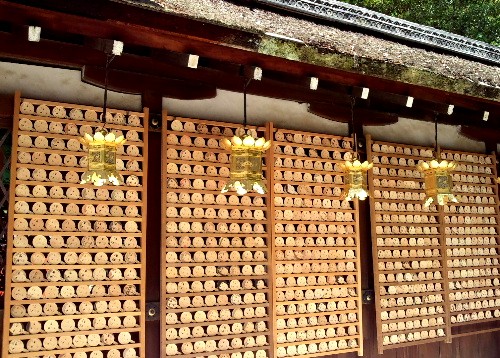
[367,137,450,353]
[440,150,500,328]
[271,129,363,357]
[161,116,272,358]
[2,93,148,358]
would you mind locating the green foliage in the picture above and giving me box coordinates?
[340,0,500,46]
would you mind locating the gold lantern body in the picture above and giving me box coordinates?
[220,134,271,195]
[417,159,458,207]
[339,159,373,201]
[80,129,126,186]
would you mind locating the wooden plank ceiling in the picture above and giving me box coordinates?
[0,0,499,146]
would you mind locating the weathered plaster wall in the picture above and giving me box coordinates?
[164,90,348,136]
[0,61,142,111]
[0,61,487,153]
[364,117,485,153]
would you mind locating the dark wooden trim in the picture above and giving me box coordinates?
[82,65,217,99]
[0,94,14,129]
[1,0,499,114]
[460,126,500,144]
[1,28,499,132]
[309,101,399,126]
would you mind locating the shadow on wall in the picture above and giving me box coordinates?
[0,62,142,111]
[164,89,350,136]
[364,117,485,153]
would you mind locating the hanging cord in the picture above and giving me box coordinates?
[434,112,439,156]
[243,78,252,129]
[350,96,358,159]
[101,54,116,126]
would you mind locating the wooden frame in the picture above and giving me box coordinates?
[2,91,21,358]
[366,136,449,353]
[140,107,149,357]
[265,121,277,358]
[160,110,170,358]
[268,126,363,357]
[440,149,500,332]
[160,115,273,358]
[2,91,148,358]
[160,117,364,357]
[367,136,500,352]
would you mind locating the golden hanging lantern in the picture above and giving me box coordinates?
[339,155,373,201]
[416,159,458,207]
[79,129,126,186]
[340,98,372,202]
[220,133,272,195]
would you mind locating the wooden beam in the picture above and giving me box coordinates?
[460,125,500,145]
[150,49,203,70]
[0,32,355,106]
[82,65,217,100]
[0,31,103,69]
[0,23,499,129]
[308,102,399,126]
[366,99,499,128]
[142,92,163,115]
[1,0,499,116]
[370,91,450,114]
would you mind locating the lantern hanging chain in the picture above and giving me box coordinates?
[434,112,438,157]
[350,96,358,159]
[243,78,252,130]
[100,54,116,127]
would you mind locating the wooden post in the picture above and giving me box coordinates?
[140,106,150,357]
[365,134,384,354]
[159,108,168,358]
[266,121,277,358]
[1,90,20,358]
